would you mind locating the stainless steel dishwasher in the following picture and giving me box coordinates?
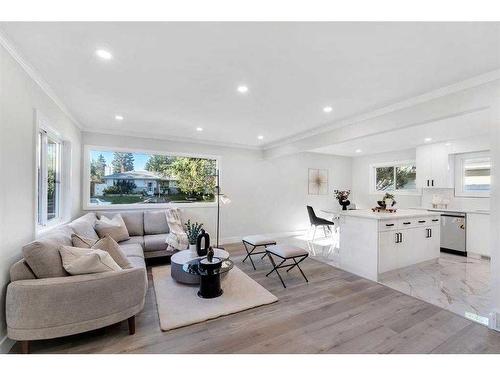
[440,212,467,256]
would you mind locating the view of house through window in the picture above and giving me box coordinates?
[374,162,417,192]
[89,150,217,205]
[455,152,491,197]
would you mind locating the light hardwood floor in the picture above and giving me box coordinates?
[10,243,500,354]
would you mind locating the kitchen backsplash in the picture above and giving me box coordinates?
[420,188,490,211]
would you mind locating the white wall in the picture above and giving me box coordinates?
[0,44,82,351]
[82,132,352,242]
[351,149,422,209]
[490,105,500,329]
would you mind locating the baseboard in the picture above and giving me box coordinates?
[0,334,14,354]
[221,229,308,245]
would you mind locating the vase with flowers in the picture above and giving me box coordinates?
[334,190,351,210]
[185,220,203,255]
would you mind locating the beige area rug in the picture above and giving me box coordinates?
[152,265,278,331]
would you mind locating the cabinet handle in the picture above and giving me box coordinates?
[418,220,426,223]
[403,222,411,225]
[432,219,439,222]
[429,228,432,238]
[427,180,429,187]
[431,180,434,187]
[400,233,403,243]
[386,223,395,227]
[395,233,399,243]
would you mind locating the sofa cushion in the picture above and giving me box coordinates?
[10,259,36,281]
[119,236,144,248]
[99,211,144,236]
[144,234,168,252]
[95,214,130,242]
[59,246,122,275]
[92,236,132,269]
[71,233,97,248]
[69,213,99,240]
[144,210,169,235]
[128,256,146,270]
[120,244,145,259]
[22,227,73,278]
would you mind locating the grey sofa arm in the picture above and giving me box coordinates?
[6,268,147,341]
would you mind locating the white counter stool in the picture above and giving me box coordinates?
[242,235,277,270]
[265,245,309,288]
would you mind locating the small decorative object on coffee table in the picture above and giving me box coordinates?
[196,229,210,256]
[372,193,397,212]
[185,220,203,254]
[183,257,233,299]
[334,189,351,210]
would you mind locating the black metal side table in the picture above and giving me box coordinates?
[182,259,234,299]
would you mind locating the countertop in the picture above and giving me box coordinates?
[340,209,440,220]
[410,207,490,215]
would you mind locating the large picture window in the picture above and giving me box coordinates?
[455,151,491,197]
[87,148,217,207]
[37,129,62,226]
[371,161,418,194]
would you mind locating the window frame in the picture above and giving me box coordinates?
[83,145,221,210]
[369,160,421,196]
[454,151,491,198]
[35,113,64,231]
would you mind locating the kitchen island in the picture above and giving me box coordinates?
[338,209,441,282]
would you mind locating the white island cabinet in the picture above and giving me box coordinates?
[338,209,441,282]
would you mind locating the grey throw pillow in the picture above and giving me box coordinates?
[94,214,130,242]
[59,246,122,275]
[71,233,97,248]
[92,236,132,269]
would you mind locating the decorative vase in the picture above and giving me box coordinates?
[188,243,197,255]
[384,198,394,208]
[196,229,210,256]
[339,199,350,211]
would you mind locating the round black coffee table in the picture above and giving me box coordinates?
[182,258,234,299]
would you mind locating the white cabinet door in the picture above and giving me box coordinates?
[416,143,453,189]
[379,230,399,273]
[467,214,491,256]
[413,226,440,263]
[397,229,415,269]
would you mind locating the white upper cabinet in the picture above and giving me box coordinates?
[416,143,454,189]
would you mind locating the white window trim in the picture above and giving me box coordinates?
[83,144,221,210]
[35,111,69,234]
[369,160,421,196]
[454,151,491,198]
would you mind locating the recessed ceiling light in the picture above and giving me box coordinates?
[355,149,362,153]
[424,137,432,143]
[445,142,452,146]
[114,115,124,121]
[323,106,333,113]
[196,127,203,132]
[237,85,249,94]
[257,135,264,140]
[95,49,113,60]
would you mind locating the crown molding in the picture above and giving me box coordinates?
[0,29,84,130]
[263,69,500,151]
[82,128,262,151]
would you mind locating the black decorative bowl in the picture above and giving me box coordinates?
[199,257,222,272]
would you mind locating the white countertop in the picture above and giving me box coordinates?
[339,209,440,220]
[410,207,490,215]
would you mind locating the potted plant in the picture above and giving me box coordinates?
[383,193,396,208]
[334,190,351,210]
[185,220,203,254]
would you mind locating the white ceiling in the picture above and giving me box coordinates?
[1,22,500,148]
[311,109,492,157]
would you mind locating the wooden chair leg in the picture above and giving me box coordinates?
[20,340,30,354]
[127,316,136,335]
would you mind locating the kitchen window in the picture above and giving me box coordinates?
[37,128,63,227]
[371,161,418,195]
[455,151,491,197]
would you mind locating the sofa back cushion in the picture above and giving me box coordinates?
[98,211,144,236]
[69,213,99,240]
[95,214,130,242]
[144,210,169,235]
[10,259,36,281]
[22,226,73,278]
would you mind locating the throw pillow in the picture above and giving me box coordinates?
[92,236,132,269]
[94,214,130,242]
[68,213,99,240]
[71,233,97,248]
[59,246,122,275]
